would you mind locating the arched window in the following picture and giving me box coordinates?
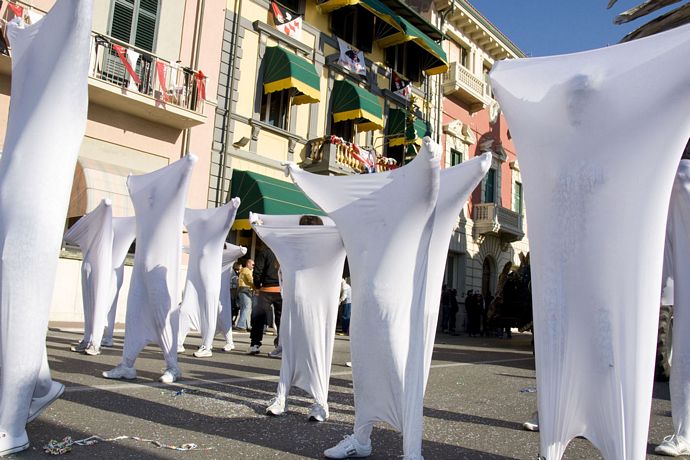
[109,0,159,52]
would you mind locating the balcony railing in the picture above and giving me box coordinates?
[305,137,396,175]
[473,203,524,243]
[443,62,487,112]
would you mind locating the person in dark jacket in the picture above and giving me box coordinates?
[247,244,282,356]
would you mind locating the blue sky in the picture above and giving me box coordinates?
[467,1,679,57]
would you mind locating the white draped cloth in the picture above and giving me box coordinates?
[289,138,488,458]
[490,24,690,460]
[250,213,346,408]
[103,216,137,344]
[218,244,247,346]
[0,0,92,439]
[667,160,690,441]
[119,155,197,372]
[178,199,240,350]
[63,199,114,352]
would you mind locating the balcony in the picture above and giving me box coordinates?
[0,3,206,129]
[304,137,397,175]
[443,62,487,112]
[473,203,524,243]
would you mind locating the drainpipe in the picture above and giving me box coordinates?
[181,0,206,159]
[215,0,242,206]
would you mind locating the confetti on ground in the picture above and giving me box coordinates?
[43,435,212,455]
[520,386,537,393]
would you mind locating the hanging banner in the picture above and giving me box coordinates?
[112,44,141,86]
[195,70,206,101]
[270,1,302,39]
[7,3,23,18]
[155,60,170,102]
[392,72,411,100]
[337,38,366,76]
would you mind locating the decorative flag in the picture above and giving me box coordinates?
[155,60,170,102]
[195,70,206,101]
[112,44,141,86]
[270,1,302,39]
[7,3,23,18]
[337,38,366,76]
[392,72,411,100]
[125,48,140,90]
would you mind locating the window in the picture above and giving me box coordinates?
[260,90,291,130]
[459,45,470,69]
[484,168,496,203]
[385,43,423,83]
[513,181,523,214]
[331,6,374,52]
[450,148,462,166]
[275,0,305,16]
[332,120,355,143]
[109,0,159,52]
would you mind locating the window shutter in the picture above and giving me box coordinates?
[111,0,134,43]
[135,0,158,51]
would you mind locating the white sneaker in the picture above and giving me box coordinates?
[266,396,286,416]
[177,345,186,353]
[102,364,136,380]
[522,411,539,432]
[193,346,213,358]
[84,344,100,356]
[27,381,65,423]
[223,342,235,352]
[656,435,690,456]
[0,431,29,457]
[246,345,260,355]
[324,434,372,459]
[159,367,181,384]
[308,403,329,422]
[70,340,87,353]
[268,345,282,359]
[100,338,114,347]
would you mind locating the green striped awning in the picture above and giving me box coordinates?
[386,108,430,147]
[230,169,325,230]
[377,17,448,75]
[263,46,321,105]
[318,0,401,33]
[331,79,383,132]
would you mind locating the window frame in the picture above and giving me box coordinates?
[330,6,374,53]
[260,89,292,131]
[450,148,462,166]
[484,167,496,203]
[108,0,160,52]
[513,181,523,214]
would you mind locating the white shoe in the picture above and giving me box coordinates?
[193,346,212,358]
[268,345,282,359]
[656,435,690,456]
[177,345,186,353]
[100,338,114,347]
[102,364,136,380]
[246,345,260,355]
[159,367,181,384]
[324,434,372,459]
[223,343,235,352]
[345,361,352,368]
[308,403,329,422]
[70,340,87,353]
[84,344,100,356]
[0,431,29,457]
[27,382,65,423]
[522,411,539,432]
[266,396,286,416]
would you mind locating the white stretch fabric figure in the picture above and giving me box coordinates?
[490,24,690,460]
[218,244,247,351]
[287,138,440,459]
[102,216,137,347]
[0,1,92,455]
[656,157,690,457]
[250,213,346,422]
[63,200,114,356]
[178,199,240,357]
[103,155,197,383]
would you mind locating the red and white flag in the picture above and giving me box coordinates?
[270,1,302,39]
[112,44,141,86]
[155,60,170,102]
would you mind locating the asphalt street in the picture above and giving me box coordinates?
[8,329,675,459]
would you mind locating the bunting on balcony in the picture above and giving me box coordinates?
[337,38,366,76]
[195,70,206,101]
[112,44,141,86]
[154,60,170,102]
[270,1,302,40]
[7,3,23,18]
[392,72,410,100]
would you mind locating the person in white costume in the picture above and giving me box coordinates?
[101,216,137,347]
[287,138,489,459]
[103,155,197,384]
[656,141,690,457]
[250,213,346,422]
[0,1,93,455]
[178,199,240,357]
[217,244,248,351]
[490,24,690,460]
[63,200,115,356]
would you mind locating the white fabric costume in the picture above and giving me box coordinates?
[117,155,197,374]
[288,138,442,459]
[490,24,690,460]
[178,199,240,351]
[250,213,346,409]
[666,160,690,441]
[218,244,247,348]
[102,216,137,345]
[63,200,114,353]
[0,0,92,448]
